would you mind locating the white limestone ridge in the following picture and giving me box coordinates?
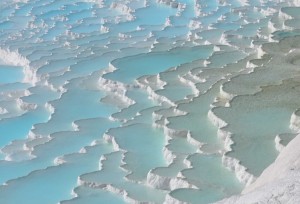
[216,133,300,203]
[216,111,300,203]
[0,48,37,84]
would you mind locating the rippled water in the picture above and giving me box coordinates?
[1,0,300,203]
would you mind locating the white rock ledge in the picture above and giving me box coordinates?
[208,108,256,186]
[147,169,171,190]
[164,193,188,204]
[216,133,300,203]
[290,109,300,132]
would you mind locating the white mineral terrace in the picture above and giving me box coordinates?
[1,0,300,203]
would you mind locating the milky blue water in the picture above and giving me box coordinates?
[0,65,23,84]
[1,0,300,203]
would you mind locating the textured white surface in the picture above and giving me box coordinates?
[216,133,300,203]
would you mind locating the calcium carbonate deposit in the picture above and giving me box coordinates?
[1,0,300,203]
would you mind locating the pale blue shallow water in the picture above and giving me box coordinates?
[1,0,300,203]
[0,65,23,84]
